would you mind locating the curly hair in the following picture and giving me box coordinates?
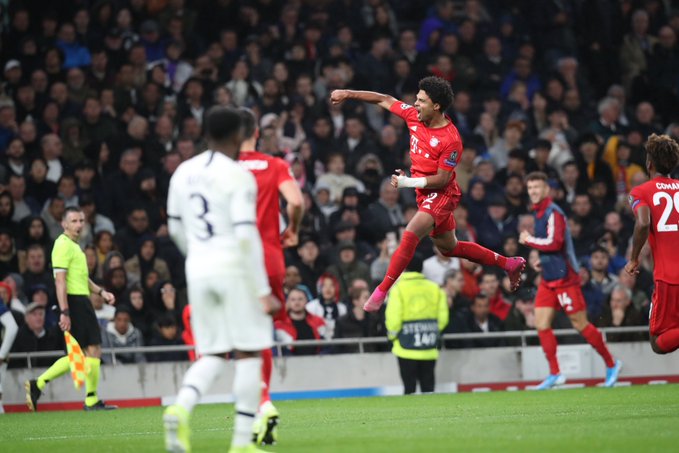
[646,133,679,175]
[418,76,454,112]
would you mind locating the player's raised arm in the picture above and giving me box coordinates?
[330,89,397,110]
[626,204,651,275]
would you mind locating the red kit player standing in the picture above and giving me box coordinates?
[330,77,526,311]
[237,108,304,445]
[626,134,679,354]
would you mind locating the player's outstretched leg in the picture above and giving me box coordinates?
[164,355,228,453]
[365,230,421,312]
[443,241,526,291]
[253,348,279,445]
[229,355,267,453]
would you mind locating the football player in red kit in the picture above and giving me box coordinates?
[238,108,304,445]
[626,134,679,355]
[330,77,526,312]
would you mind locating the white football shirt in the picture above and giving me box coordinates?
[167,150,265,284]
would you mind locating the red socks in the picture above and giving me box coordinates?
[581,323,615,368]
[378,230,420,293]
[260,348,273,405]
[444,241,508,268]
[538,329,560,374]
[656,329,679,353]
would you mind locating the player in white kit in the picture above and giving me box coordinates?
[163,107,278,453]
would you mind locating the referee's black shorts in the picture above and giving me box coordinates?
[67,295,101,349]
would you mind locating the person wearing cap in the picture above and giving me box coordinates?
[520,171,620,390]
[0,289,18,412]
[385,253,448,395]
[325,240,371,300]
[475,194,517,253]
[3,60,23,99]
[328,186,361,225]
[10,302,64,369]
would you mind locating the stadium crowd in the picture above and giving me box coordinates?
[1,0,678,364]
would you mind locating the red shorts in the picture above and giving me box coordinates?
[416,190,461,237]
[649,280,679,337]
[535,282,586,315]
[269,273,288,322]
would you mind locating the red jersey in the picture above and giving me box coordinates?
[389,100,463,199]
[238,150,294,277]
[629,176,679,284]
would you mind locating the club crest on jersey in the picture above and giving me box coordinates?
[628,194,640,209]
[401,103,412,110]
[429,137,440,147]
[444,150,459,167]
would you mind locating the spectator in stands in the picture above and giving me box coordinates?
[147,313,188,362]
[10,302,64,368]
[589,246,619,298]
[365,178,404,241]
[124,286,153,343]
[17,216,53,269]
[456,293,505,348]
[0,230,19,280]
[336,286,385,353]
[275,286,326,356]
[124,236,171,288]
[314,152,365,206]
[8,174,40,223]
[475,196,516,253]
[307,273,347,340]
[620,9,656,92]
[293,237,324,296]
[479,269,511,322]
[22,244,54,297]
[504,288,538,345]
[101,306,146,364]
[325,241,371,300]
[596,285,645,342]
[423,246,461,286]
[114,207,152,259]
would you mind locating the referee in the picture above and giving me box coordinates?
[26,207,117,411]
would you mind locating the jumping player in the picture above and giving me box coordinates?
[238,108,304,445]
[626,134,679,354]
[330,77,526,312]
[520,172,621,389]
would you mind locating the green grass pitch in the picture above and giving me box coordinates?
[2,385,678,452]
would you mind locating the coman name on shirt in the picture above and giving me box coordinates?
[656,182,679,190]
[240,160,269,171]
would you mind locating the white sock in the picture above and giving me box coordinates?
[232,357,262,447]
[175,355,228,413]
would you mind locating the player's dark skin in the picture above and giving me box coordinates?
[330,89,460,254]
[625,154,663,354]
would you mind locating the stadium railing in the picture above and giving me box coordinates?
[8,326,649,368]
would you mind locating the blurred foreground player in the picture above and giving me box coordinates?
[238,108,304,445]
[521,172,621,389]
[330,77,525,312]
[165,107,278,453]
[26,207,117,411]
[626,134,679,354]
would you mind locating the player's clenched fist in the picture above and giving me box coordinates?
[330,90,348,105]
[260,294,281,317]
[391,169,406,188]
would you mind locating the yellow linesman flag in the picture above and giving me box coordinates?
[64,331,86,390]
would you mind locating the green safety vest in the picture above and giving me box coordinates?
[385,272,449,360]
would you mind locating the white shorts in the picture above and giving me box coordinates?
[188,274,273,355]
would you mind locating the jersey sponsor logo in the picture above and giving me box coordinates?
[429,137,440,147]
[656,182,679,190]
[239,160,269,171]
[444,150,459,167]
[401,103,413,110]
